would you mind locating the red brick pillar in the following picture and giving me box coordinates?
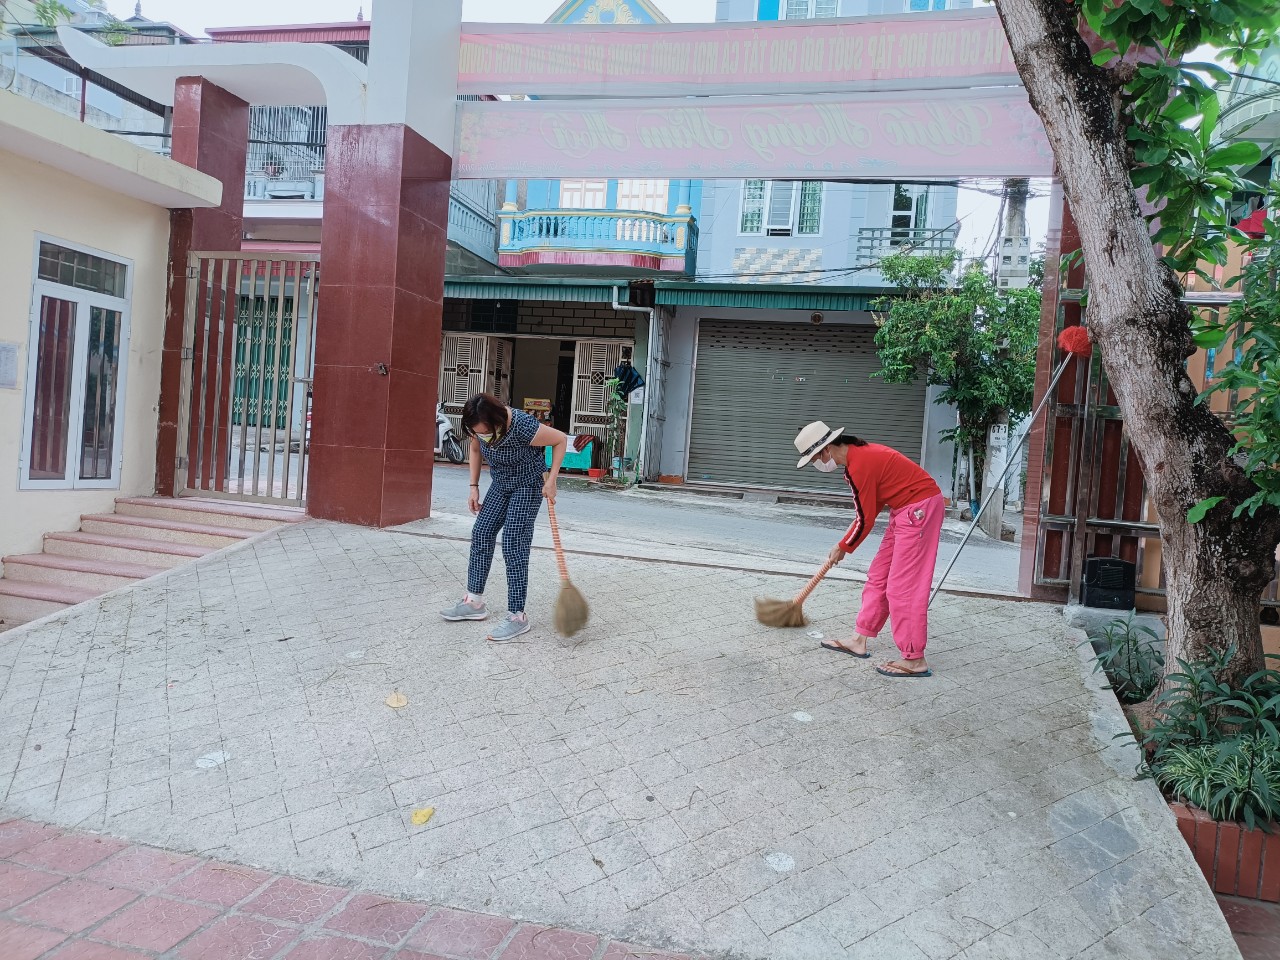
[155,78,248,497]
[306,124,450,526]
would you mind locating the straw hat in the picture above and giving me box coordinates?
[794,421,844,468]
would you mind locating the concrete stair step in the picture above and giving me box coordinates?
[79,514,249,549]
[0,580,97,631]
[2,553,165,594]
[114,497,304,532]
[44,531,210,568]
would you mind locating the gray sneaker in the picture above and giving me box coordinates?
[488,614,531,642]
[441,597,488,621]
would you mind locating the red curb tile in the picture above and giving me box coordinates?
[1216,823,1242,896]
[323,892,430,944]
[164,861,273,907]
[0,819,62,859]
[407,907,516,959]
[278,935,387,960]
[1262,832,1280,903]
[242,876,347,924]
[499,924,599,960]
[45,942,154,960]
[12,833,129,875]
[0,916,69,960]
[92,895,220,952]
[0,860,64,910]
[175,914,298,960]
[11,878,139,934]
[1241,829,1266,900]
[84,846,198,892]
[601,942,694,960]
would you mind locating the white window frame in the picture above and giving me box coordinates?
[783,0,839,19]
[559,179,608,209]
[616,178,670,214]
[19,235,133,491]
[889,182,930,243]
[738,180,824,237]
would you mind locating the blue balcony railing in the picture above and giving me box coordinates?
[498,209,698,275]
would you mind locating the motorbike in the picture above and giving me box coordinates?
[436,404,466,464]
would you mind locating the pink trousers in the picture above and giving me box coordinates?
[854,493,945,659]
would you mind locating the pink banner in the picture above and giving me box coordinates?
[454,90,1053,181]
[458,9,1017,96]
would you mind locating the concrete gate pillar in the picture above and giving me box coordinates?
[307,0,462,526]
[155,78,248,497]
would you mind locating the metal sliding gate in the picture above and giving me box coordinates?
[175,251,319,506]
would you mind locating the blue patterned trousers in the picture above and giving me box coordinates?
[467,481,543,613]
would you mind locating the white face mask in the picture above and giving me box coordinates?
[813,456,838,473]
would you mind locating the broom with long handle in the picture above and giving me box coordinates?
[755,557,838,628]
[547,500,589,636]
[756,327,1093,629]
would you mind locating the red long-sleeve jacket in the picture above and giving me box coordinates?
[838,444,941,553]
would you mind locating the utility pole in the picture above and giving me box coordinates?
[980,178,1030,541]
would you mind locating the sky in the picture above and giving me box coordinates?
[111,0,1049,256]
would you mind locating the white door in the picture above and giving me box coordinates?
[487,337,514,405]
[20,283,131,489]
[439,333,489,428]
[570,340,627,443]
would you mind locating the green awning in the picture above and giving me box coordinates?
[444,275,888,311]
[652,282,882,311]
[443,277,619,303]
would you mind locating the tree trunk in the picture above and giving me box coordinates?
[993,0,1280,689]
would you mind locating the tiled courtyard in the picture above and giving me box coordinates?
[0,520,1242,958]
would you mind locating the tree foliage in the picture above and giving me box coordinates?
[872,252,1041,456]
[1081,0,1274,276]
[1201,219,1280,521]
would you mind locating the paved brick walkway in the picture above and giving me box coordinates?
[0,816,694,959]
[1218,896,1280,960]
[0,520,1243,958]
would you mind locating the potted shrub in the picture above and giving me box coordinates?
[1114,642,1280,902]
[602,376,630,484]
[1162,738,1280,900]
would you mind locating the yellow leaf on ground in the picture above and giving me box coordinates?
[411,807,435,826]
[385,691,408,709]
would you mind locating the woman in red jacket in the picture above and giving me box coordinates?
[794,420,945,678]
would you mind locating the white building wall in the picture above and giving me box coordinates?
[0,147,172,560]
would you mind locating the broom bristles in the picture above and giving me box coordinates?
[554,581,590,637]
[755,596,809,628]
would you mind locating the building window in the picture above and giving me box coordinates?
[616,179,670,214]
[785,0,838,17]
[909,0,950,9]
[21,240,131,489]
[559,179,608,209]
[740,180,823,236]
[890,183,930,244]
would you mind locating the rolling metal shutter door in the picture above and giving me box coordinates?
[687,321,927,491]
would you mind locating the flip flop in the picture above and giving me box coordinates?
[876,663,933,679]
[821,641,870,659]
